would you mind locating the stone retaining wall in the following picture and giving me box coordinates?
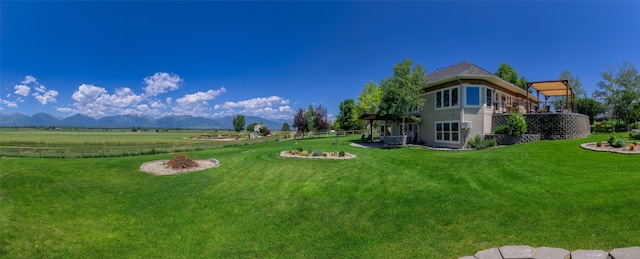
[459,245,640,259]
[484,134,540,145]
[492,113,590,140]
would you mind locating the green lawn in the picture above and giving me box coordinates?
[1,134,639,258]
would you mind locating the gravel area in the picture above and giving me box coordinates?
[140,158,220,175]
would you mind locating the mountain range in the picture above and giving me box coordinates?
[0,113,291,130]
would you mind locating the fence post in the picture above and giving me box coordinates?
[17,148,20,158]
[82,149,85,158]
[102,148,104,158]
[39,148,42,158]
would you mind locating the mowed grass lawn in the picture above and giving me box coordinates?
[1,134,639,258]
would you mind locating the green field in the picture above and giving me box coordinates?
[1,133,639,258]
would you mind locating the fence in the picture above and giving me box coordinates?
[0,130,365,159]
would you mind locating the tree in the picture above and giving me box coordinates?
[377,58,427,146]
[293,108,307,136]
[336,99,363,130]
[259,125,270,136]
[495,62,527,89]
[357,81,382,114]
[314,104,330,131]
[576,98,605,125]
[304,104,316,133]
[281,122,291,131]
[246,122,258,132]
[336,99,362,130]
[232,114,245,132]
[551,70,584,110]
[593,61,640,129]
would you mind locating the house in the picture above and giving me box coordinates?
[374,61,589,148]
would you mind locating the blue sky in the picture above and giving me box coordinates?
[2,1,639,121]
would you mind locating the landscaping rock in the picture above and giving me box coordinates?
[610,247,640,259]
[499,245,534,259]
[533,246,570,259]
[571,250,610,259]
[475,247,503,259]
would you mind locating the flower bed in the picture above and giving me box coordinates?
[279,150,356,160]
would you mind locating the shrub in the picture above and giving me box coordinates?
[468,135,497,150]
[338,151,345,157]
[312,150,323,156]
[611,137,627,148]
[607,135,616,145]
[493,125,509,134]
[299,151,309,156]
[596,141,602,147]
[297,146,303,152]
[165,154,199,170]
[507,113,527,137]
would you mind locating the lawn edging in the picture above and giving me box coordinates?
[459,245,640,259]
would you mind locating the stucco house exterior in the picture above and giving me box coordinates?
[373,61,590,148]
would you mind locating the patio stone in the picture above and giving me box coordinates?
[570,250,610,259]
[610,247,640,259]
[475,247,503,259]
[459,256,478,259]
[533,246,570,259]
[499,245,535,259]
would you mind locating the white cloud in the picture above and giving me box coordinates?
[215,96,288,110]
[143,72,183,96]
[0,98,18,108]
[172,87,226,116]
[14,84,30,96]
[212,95,294,120]
[72,84,108,106]
[150,101,166,110]
[30,85,58,105]
[95,87,143,108]
[176,88,226,106]
[21,75,37,84]
[279,105,293,113]
[56,107,73,113]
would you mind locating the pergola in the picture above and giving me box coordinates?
[526,80,575,113]
[358,113,420,144]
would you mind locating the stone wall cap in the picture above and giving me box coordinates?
[534,246,570,259]
[475,247,503,259]
[610,246,640,259]
[571,249,610,259]
[499,245,535,259]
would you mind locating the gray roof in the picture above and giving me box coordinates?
[425,61,496,84]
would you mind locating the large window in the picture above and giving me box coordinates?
[435,121,459,142]
[466,86,480,106]
[435,86,459,109]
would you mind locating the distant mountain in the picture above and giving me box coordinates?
[59,114,98,127]
[0,112,292,130]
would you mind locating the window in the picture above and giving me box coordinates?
[435,86,459,109]
[443,89,450,107]
[486,88,493,107]
[451,88,458,106]
[435,122,459,142]
[466,86,480,106]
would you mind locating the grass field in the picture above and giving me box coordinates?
[1,133,639,258]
